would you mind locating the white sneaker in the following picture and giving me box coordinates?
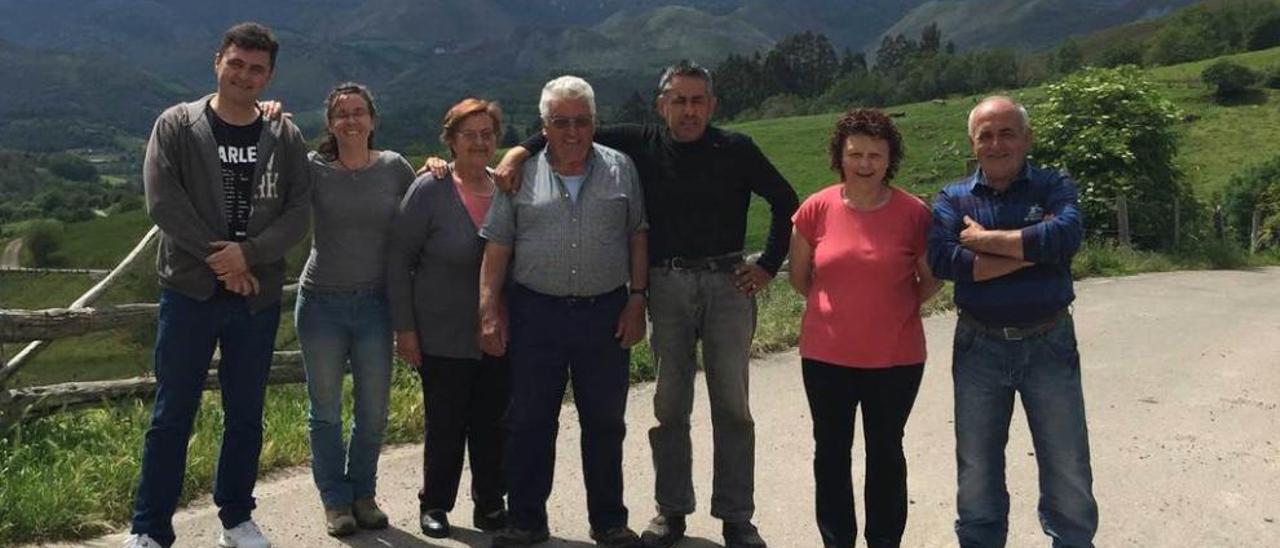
[122,534,162,548]
[218,520,271,548]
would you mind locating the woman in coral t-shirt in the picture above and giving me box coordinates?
[788,108,943,548]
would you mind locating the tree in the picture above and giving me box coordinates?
[874,33,917,74]
[1202,60,1258,98]
[1033,67,1189,248]
[1247,12,1280,51]
[919,23,943,55]
[45,152,98,182]
[1145,7,1232,66]
[1221,154,1280,248]
[767,31,839,97]
[1098,40,1144,68]
[501,124,521,148]
[837,48,867,76]
[714,52,768,119]
[24,219,66,267]
[1053,39,1084,76]
[615,91,654,125]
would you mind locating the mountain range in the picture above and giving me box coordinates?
[0,0,1202,151]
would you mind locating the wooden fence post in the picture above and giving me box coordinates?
[1116,195,1131,248]
[1251,208,1262,255]
[1173,197,1181,248]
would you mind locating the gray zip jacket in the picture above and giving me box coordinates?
[143,94,311,312]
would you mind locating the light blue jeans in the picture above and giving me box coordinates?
[295,288,393,509]
[952,314,1098,548]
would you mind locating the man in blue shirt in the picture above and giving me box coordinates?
[927,96,1098,548]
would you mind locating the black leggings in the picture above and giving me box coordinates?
[801,358,924,548]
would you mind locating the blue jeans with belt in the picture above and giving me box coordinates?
[131,289,281,547]
[504,284,631,533]
[295,287,393,509]
[952,314,1098,548]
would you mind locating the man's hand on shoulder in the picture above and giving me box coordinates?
[494,147,530,192]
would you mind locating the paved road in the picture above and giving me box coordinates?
[69,268,1280,547]
[1,238,21,268]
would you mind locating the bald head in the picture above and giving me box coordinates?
[967,95,1033,189]
[968,96,1030,137]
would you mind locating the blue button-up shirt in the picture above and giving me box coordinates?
[927,163,1084,325]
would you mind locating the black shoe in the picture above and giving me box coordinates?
[590,526,643,548]
[723,521,767,548]
[490,526,551,547]
[640,514,685,548]
[474,507,508,532]
[420,509,450,539]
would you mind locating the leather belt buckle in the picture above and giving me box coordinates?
[1001,327,1023,341]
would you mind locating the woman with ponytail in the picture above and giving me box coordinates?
[295,82,415,537]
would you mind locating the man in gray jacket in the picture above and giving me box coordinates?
[125,22,310,548]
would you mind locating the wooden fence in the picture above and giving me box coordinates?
[0,226,304,428]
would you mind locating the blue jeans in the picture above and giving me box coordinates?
[295,288,393,509]
[131,289,281,547]
[952,314,1098,548]
[505,284,631,533]
[647,268,757,522]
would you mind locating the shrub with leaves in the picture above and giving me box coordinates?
[1032,66,1194,249]
[1221,154,1280,249]
[1201,60,1258,97]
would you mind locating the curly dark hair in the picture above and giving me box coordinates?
[827,108,904,183]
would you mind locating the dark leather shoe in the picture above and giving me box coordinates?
[640,514,685,548]
[723,521,767,548]
[590,526,642,547]
[474,507,508,532]
[420,510,450,539]
[490,526,551,547]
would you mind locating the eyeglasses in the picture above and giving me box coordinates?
[457,129,496,142]
[545,116,594,130]
[332,109,370,121]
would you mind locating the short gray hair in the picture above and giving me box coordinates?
[968,95,1030,136]
[539,75,596,120]
[657,59,714,98]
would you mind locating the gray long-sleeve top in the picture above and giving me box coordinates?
[143,94,311,312]
[300,150,414,292]
[387,172,490,359]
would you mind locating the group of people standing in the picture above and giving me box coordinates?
[124,21,1098,548]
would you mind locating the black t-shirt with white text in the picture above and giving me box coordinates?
[207,106,263,242]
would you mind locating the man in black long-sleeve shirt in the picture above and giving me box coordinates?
[496,61,798,548]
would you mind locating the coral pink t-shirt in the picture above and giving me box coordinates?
[455,180,495,229]
[792,185,932,368]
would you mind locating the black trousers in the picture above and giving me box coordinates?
[801,358,924,548]
[418,352,511,513]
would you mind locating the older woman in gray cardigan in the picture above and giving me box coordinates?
[387,98,510,540]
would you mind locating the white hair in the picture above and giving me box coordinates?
[539,75,596,120]
[968,95,1030,136]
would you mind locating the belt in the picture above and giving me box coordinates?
[958,308,1069,341]
[517,284,625,306]
[653,254,742,272]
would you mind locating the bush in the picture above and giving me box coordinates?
[1201,60,1258,97]
[23,219,66,267]
[1247,11,1280,51]
[1221,154,1280,249]
[1033,67,1192,249]
[1262,65,1280,90]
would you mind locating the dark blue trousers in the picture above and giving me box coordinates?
[131,289,281,547]
[504,284,631,533]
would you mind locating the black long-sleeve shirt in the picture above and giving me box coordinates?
[521,124,799,275]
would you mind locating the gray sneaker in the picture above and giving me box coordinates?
[122,534,162,548]
[352,497,389,529]
[325,506,357,537]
